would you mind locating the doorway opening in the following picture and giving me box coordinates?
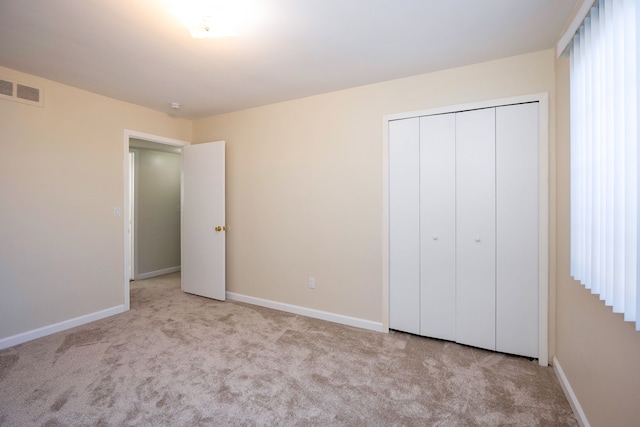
[123,130,187,310]
[129,138,182,281]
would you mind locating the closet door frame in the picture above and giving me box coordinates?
[382,93,550,366]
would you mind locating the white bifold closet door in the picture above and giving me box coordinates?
[389,102,539,359]
[389,118,420,335]
[455,108,497,351]
[495,103,539,357]
[419,114,456,341]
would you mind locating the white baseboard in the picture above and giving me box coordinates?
[553,356,590,427]
[136,266,181,280]
[226,292,385,333]
[0,305,126,350]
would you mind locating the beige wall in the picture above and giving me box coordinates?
[555,57,640,426]
[1,38,637,425]
[193,50,557,341]
[133,148,181,276]
[0,66,191,339]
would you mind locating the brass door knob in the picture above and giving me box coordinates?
[215,226,222,232]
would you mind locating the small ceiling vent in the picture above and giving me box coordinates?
[0,77,43,107]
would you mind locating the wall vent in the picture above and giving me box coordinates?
[0,79,12,97]
[0,77,44,107]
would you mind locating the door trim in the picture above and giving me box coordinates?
[382,93,550,365]
[123,130,188,310]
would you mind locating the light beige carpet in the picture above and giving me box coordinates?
[0,273,577,426]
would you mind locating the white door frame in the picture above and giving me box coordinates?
[123,130,188,310]
[129,151,135,280]
[382,93,550,365]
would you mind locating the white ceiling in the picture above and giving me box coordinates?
[0,0,577,119]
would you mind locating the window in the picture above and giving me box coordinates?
[565,0,640,330]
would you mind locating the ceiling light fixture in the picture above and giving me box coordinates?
[168,0,246,38]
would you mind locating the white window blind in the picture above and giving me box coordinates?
[570,0,640,330]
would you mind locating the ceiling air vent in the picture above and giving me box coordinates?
[0,77,43,107]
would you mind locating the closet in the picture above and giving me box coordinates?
[389,102,539,359]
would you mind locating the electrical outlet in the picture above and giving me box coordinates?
[308,277,316,289]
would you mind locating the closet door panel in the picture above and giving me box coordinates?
[496,103,539,357]
[455,108,496,351]
[419,114,456,340]
[389,118,421,334]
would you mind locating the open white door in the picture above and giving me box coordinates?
[181,141,226,300]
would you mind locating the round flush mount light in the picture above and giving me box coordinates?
[170,102,181,110]
[166,0,266,39]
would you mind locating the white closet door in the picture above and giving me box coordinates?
[496,103,539,357]
[389,118,420,334]
[455,108,496,351]
[420,114,456,340]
